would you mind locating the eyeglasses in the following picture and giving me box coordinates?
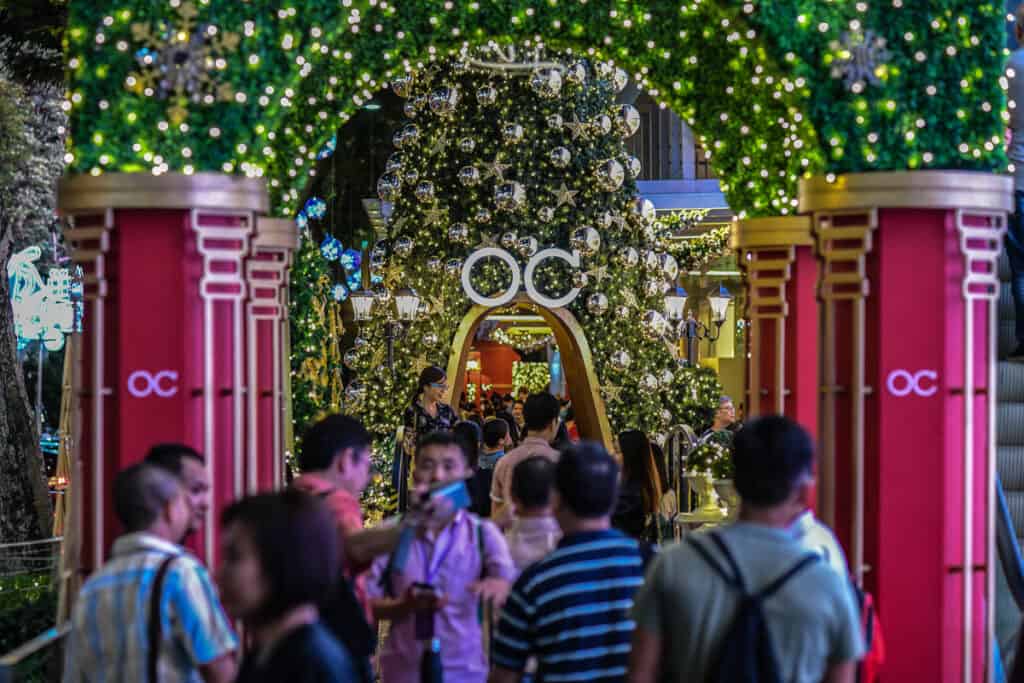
[429,382,448,389]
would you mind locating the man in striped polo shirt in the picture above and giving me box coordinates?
[491,442,646,683]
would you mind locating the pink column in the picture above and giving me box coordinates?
[733,216,818,437]
[800,171,1011,683]
[59,172,270,570]
[245,218,298,494]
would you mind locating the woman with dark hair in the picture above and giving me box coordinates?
[612,429,664,543]
[217,490,356,682]
[398,366,457,510]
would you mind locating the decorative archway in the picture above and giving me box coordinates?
[444,294,615,449]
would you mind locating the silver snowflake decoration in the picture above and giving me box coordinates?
[829,30,891,92]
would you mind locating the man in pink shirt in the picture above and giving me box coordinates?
[490,393,561,527]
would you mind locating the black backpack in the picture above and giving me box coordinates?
[688,532,818,683]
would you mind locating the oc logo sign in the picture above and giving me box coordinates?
[127,370,179,398]
[885,369,938,398]
[461,247,581,309]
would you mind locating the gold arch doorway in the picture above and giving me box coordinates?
[443,294,614,449]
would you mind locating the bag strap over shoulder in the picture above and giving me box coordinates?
[148,554,179,683]
[689,532,818,599]
[758,553,818,600]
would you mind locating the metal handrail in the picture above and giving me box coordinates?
[997,474,1024,610]
[0,622,69,683]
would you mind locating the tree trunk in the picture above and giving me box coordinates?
[0,232,52,542]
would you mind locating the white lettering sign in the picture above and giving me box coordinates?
[885,369,938,398]
[461,247,582,308]
[128,370,180,398]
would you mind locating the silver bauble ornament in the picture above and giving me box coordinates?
[550,147,572,168]
[458,166,481,187]
[411,95,427,111]
[377,173,402,201]
[445,258,463,277]
[618,246,639,267]
[610,349,632,371]
[597,212,614,229]
[617,104,641,138]
[353,336,368,350]
[426,257,442,271]
[625,155,642,178]
[501,231,518,249]
[458,137,476,153]
[391,75,412,98]
[385,152,404,173]
[613,67,629,94]
[643,223,658,243]
[401,123,420,144]
[566,62,587,85]
[343,349,359,367]
[448,222,470,244]
[633,197,657,222]
[573,271,589,288]
[587,292,609,315]
[502,123,525,145]
[371,241,388,264]
[642,310,669,339]
[414,181,436,203]
[538,206,555,223]
[530,69,563,98]
[392,130,406,148]
[475,207,492,224]
[660,408,673,425]
[495,182,526,211]
[595,159,625,191]
[659,368,676,387]
[645,278,665,297]
[424,332,439,347]
[394,236,414,257]
[345,381,366,403]
[476,85,497,105]
[547,113,564,130]
[429,86,460,115]
[403,101,418,119]
[595,61,614,79]
[403,168,420,185]
[570,226,601,255]
[593,115,613,135]
[516,236,539,257]
[643,250,660,271]
[641,374,659,391]
[660,253,679,280]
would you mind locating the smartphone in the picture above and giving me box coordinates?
[423,478,471,512]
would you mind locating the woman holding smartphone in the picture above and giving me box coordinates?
[398,366,458,511]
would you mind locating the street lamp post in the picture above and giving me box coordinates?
[664,283,732,366]
[348,286,421,371]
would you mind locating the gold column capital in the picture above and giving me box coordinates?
[59,172,270,214]
[732,215,813,250]
[798,170,1012,215]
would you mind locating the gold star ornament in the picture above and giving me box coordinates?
[553,183,578,208]
[601,383,624,402]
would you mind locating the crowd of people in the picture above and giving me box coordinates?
[63,365,875,683]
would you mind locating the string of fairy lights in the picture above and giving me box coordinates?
[65,1,1007,225]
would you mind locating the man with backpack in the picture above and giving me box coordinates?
[629,416,864,683]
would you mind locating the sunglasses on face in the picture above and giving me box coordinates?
[429,382,448,389]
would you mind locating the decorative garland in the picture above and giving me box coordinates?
[512,361,552,395]
[65,1,1007,224]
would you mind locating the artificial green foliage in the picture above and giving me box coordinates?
[512,361,551,396]
[341,50,721,441]
[64,0,1008,222]
[289,237,344,457]
[685,431,734,479]
[664,225,733,274]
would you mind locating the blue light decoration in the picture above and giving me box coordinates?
[7,246,82,352]
[332,282,349,302]
[340,247,361,273]
[320,235,342,261]
[317,134,337,160]
[304,196,328,220]
[370,271,383,284]
[346,272,361,292]
[295,212,309,231]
